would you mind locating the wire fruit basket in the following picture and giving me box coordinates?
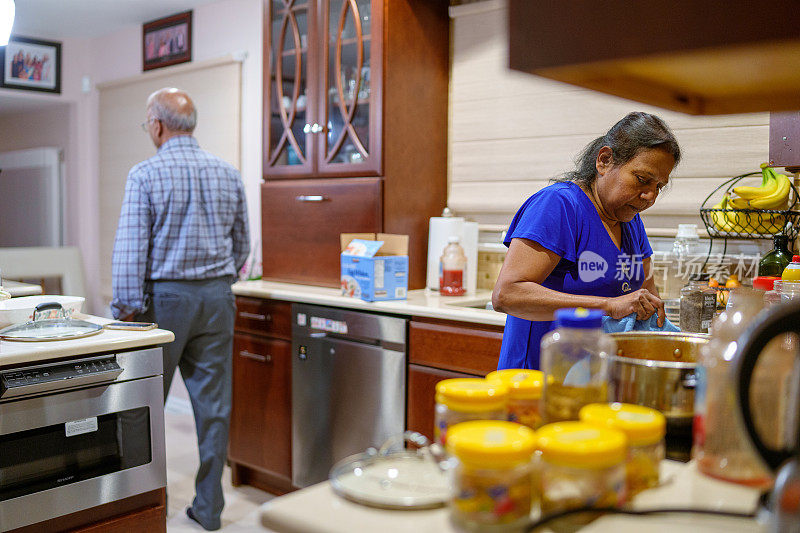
[699,172,800,240]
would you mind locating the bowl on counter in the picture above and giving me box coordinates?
[608,331,710,461]
[0,295,85,327]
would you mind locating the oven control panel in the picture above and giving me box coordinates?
[0,356,122,399]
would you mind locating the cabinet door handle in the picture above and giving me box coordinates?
[295,195,327,202]
[239,311,271,321]
[239,350,272,363]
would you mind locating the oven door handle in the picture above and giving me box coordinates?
[0,367,124,399]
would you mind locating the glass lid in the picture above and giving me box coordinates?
[329,432,451,510]
[0,302,103,342]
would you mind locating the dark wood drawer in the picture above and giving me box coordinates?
[409,318,504,375]
[235,297,291,339]
[407,364,481,441]
[261,178,382,287]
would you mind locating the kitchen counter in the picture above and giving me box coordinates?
[4,280,43,297]
[0,314,175,367]
[260,461,765,533]
[232,280,506,326]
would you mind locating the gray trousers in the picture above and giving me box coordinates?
[139,276,235,530]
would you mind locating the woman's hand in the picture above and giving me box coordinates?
[605,288,665,327]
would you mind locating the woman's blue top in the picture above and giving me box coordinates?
[497,181,653,370]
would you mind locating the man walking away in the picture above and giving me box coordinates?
[111,87,250,531]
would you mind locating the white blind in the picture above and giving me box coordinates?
[98,57,241,304]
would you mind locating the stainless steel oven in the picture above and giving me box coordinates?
[0,347,166,531]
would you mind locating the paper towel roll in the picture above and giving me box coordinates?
[427,217,464,290]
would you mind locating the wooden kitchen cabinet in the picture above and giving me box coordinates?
[406,317,504,440]
[228,298,294,494]
[262,0,449,289]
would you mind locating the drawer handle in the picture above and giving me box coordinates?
[239,350,272,363]
[239,311,271,321]
[295,195,328,202]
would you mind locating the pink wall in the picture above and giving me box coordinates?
[0,0,263,314]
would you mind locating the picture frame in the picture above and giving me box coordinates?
[0,35,61,94]
[142,10,192,72]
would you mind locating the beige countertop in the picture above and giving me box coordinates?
[232,280,507,327]
[260,461,764,533]
[4,280,43,297]
[0,314,175,367]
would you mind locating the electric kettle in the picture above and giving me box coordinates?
[735,302,800,533]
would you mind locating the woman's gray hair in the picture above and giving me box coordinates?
[146,88,197,132]
[555,112,681,187]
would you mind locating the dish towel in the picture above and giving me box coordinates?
[602,313,680,333]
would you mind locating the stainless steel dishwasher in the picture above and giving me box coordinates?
[291,303,407,487]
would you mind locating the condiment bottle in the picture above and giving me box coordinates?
[540,308,614,424]
[579,402,666,498]
[486,369,544,429]
[693,288,772,487]
[434,378,508,445]
[758,235,793,277]
[536,421,627,520]
[753,276,782,307]
[439,236,466,296]
[446,421,537,531]
[781,255,800,282]
[679,273,716,333]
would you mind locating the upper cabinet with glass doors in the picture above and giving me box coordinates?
[264,0,382,178]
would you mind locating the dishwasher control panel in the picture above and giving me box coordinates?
[0,356,122,399]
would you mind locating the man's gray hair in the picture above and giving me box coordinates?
[146,88,197,132]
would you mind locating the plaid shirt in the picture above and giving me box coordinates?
[111,135,250,318]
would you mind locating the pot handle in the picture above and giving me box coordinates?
[734,301,800,472]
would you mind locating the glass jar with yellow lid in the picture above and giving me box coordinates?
[435,378,508,445]
[446,420,537,532]
[579,403,665,498]
[486,369,544,430]
[536,421,627,518]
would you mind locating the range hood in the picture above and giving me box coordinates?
[508,0,800,115]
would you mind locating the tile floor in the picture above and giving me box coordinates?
[164,407,276,532]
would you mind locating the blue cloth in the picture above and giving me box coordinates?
[498,182,654,370]
[602,312,680,333]
[111,135,250,318]
[137,277,235,531]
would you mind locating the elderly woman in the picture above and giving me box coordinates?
[492,112,681,370]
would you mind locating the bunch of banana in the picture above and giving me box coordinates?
[710,194,735,233]
[732,164,791,210]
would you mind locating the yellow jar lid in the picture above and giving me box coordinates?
[435,378,508,413]
[486,369,543,400]
[536,421,627,469]
[579,403,666,447]
[446,420,537,469]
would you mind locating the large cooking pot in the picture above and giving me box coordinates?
[608,331,710,461]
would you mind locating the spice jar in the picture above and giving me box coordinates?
[779,280,800,303]
[486,369,544,430]
[753,276,781,307]
[540,308,614,424]
[446,421,537,532]
[536,421,627,519]
[679,274,716,333]
[435,378,508,445]
[579,403,666,498]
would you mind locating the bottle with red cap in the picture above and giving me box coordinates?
[781,255,800,282]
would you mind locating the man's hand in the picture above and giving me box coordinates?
[118,312,136,322]
[605,288,665,327]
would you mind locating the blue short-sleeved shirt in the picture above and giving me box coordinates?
[498,181,653,370]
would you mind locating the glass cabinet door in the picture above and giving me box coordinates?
[318,0,382,176]
[266,0,314,175]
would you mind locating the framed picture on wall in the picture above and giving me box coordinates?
[0,35,62,94]
[143,10,192,71]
